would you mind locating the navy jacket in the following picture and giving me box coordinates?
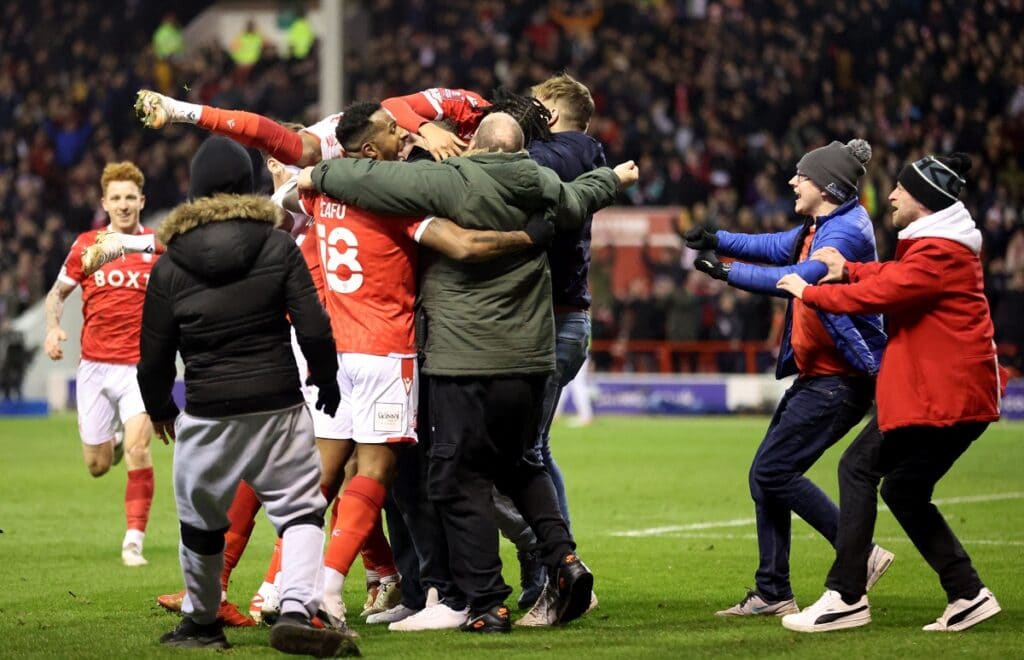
[529,132,607,309]
[716,199,887,379]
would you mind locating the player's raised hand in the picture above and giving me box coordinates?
[44,327,67,361]
[613,160,639,190]
[419,123,466,160]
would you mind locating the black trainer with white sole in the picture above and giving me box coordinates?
[270,612,361,657]
[159,617,230,649]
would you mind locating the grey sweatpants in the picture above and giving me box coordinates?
[173,403,327,623]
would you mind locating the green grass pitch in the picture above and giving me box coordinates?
[1,413,1021,658]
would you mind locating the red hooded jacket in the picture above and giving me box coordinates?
[802,202,1005,432]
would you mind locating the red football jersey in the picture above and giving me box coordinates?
[383,88,490,142]
[58,226,159,364]
[296,222,326,306]
[298,190,429,355]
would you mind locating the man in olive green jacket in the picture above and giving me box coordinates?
[299,113,638,631]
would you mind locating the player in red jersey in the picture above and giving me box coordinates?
[134,84,551,164]
[43,162,158,567]
[273,102,547,630]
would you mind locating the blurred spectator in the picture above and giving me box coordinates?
[0,0,1019,368]
[152,13,184,61]
[286,10,316,60]
[0,321,36,400]
[230,19,264,67]
[708,289,744,373]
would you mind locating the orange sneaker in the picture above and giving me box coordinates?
[218,600,257,628]
[157,589,186,612]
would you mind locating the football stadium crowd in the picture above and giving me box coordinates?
[1,0,1022,366]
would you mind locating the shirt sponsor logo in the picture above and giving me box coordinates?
[373,402,403,433]
[92,269,150,289]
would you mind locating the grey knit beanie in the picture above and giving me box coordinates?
[796,139,872,204]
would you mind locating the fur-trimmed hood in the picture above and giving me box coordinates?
[159,194,286,283]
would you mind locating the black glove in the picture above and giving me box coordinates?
[684,224,718,251]
[694,250,731,281]
[307,376,341,417]
[524,214,556,248]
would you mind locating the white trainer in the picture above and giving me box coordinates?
[320,592,348,629]
[81,231,126,276]
[716,590,798,616]
[866,544,895,591]
[134,89,200,129]
[121,529,147,567]
[249,581,280,624]
[781,590,870,633]
[366,603,418,625]
[363,580,401,617]
[922,588,1001,632]
[516,582,557,627]
[388,588,468,631]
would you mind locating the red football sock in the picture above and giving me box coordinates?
[263,537,283,585]
[125,467,154,532]
[196,107,304,164]
[222,481,262,591]
[323,476,387,576]
[361,516,398,579]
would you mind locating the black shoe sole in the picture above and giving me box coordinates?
[270,622,361,657]
[556,569,594,625]
[160,636,230,649]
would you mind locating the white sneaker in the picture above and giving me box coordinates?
[388,588,468,631]
[866,544,895,591]
[922,588,1001,632]
[363,579,401,617]
[320,592,348,629]
[366,603,418,625]
[134,89,198,128]
[121,529,147,567]
[585,591,599,614]
[249,581,280,624]
[82,231,126,276]
[516,581,557,627]
[781,590,870,632]
[716,590,798,616]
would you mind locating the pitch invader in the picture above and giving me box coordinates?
[43,162,160,566]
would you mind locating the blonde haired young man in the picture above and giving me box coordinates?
[44,161,158,566]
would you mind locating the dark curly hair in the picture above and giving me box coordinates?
[482,87,552,146]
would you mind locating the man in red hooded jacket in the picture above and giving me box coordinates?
[776,153,1006,634]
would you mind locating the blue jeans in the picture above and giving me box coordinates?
[749,375,874,601]
[530,312,591,528]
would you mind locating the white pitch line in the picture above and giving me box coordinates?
[612,492,1024,538]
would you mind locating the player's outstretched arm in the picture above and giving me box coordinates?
[418,216,552,262]
[43,280,76,360]
[135,90,317,165]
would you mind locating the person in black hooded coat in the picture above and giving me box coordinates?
[137,136,357,657]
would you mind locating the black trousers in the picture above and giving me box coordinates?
[427,374,575,613]
[388,376,465,609]
[826,417,989,601]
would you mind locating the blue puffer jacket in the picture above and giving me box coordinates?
[716,199,887,379]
